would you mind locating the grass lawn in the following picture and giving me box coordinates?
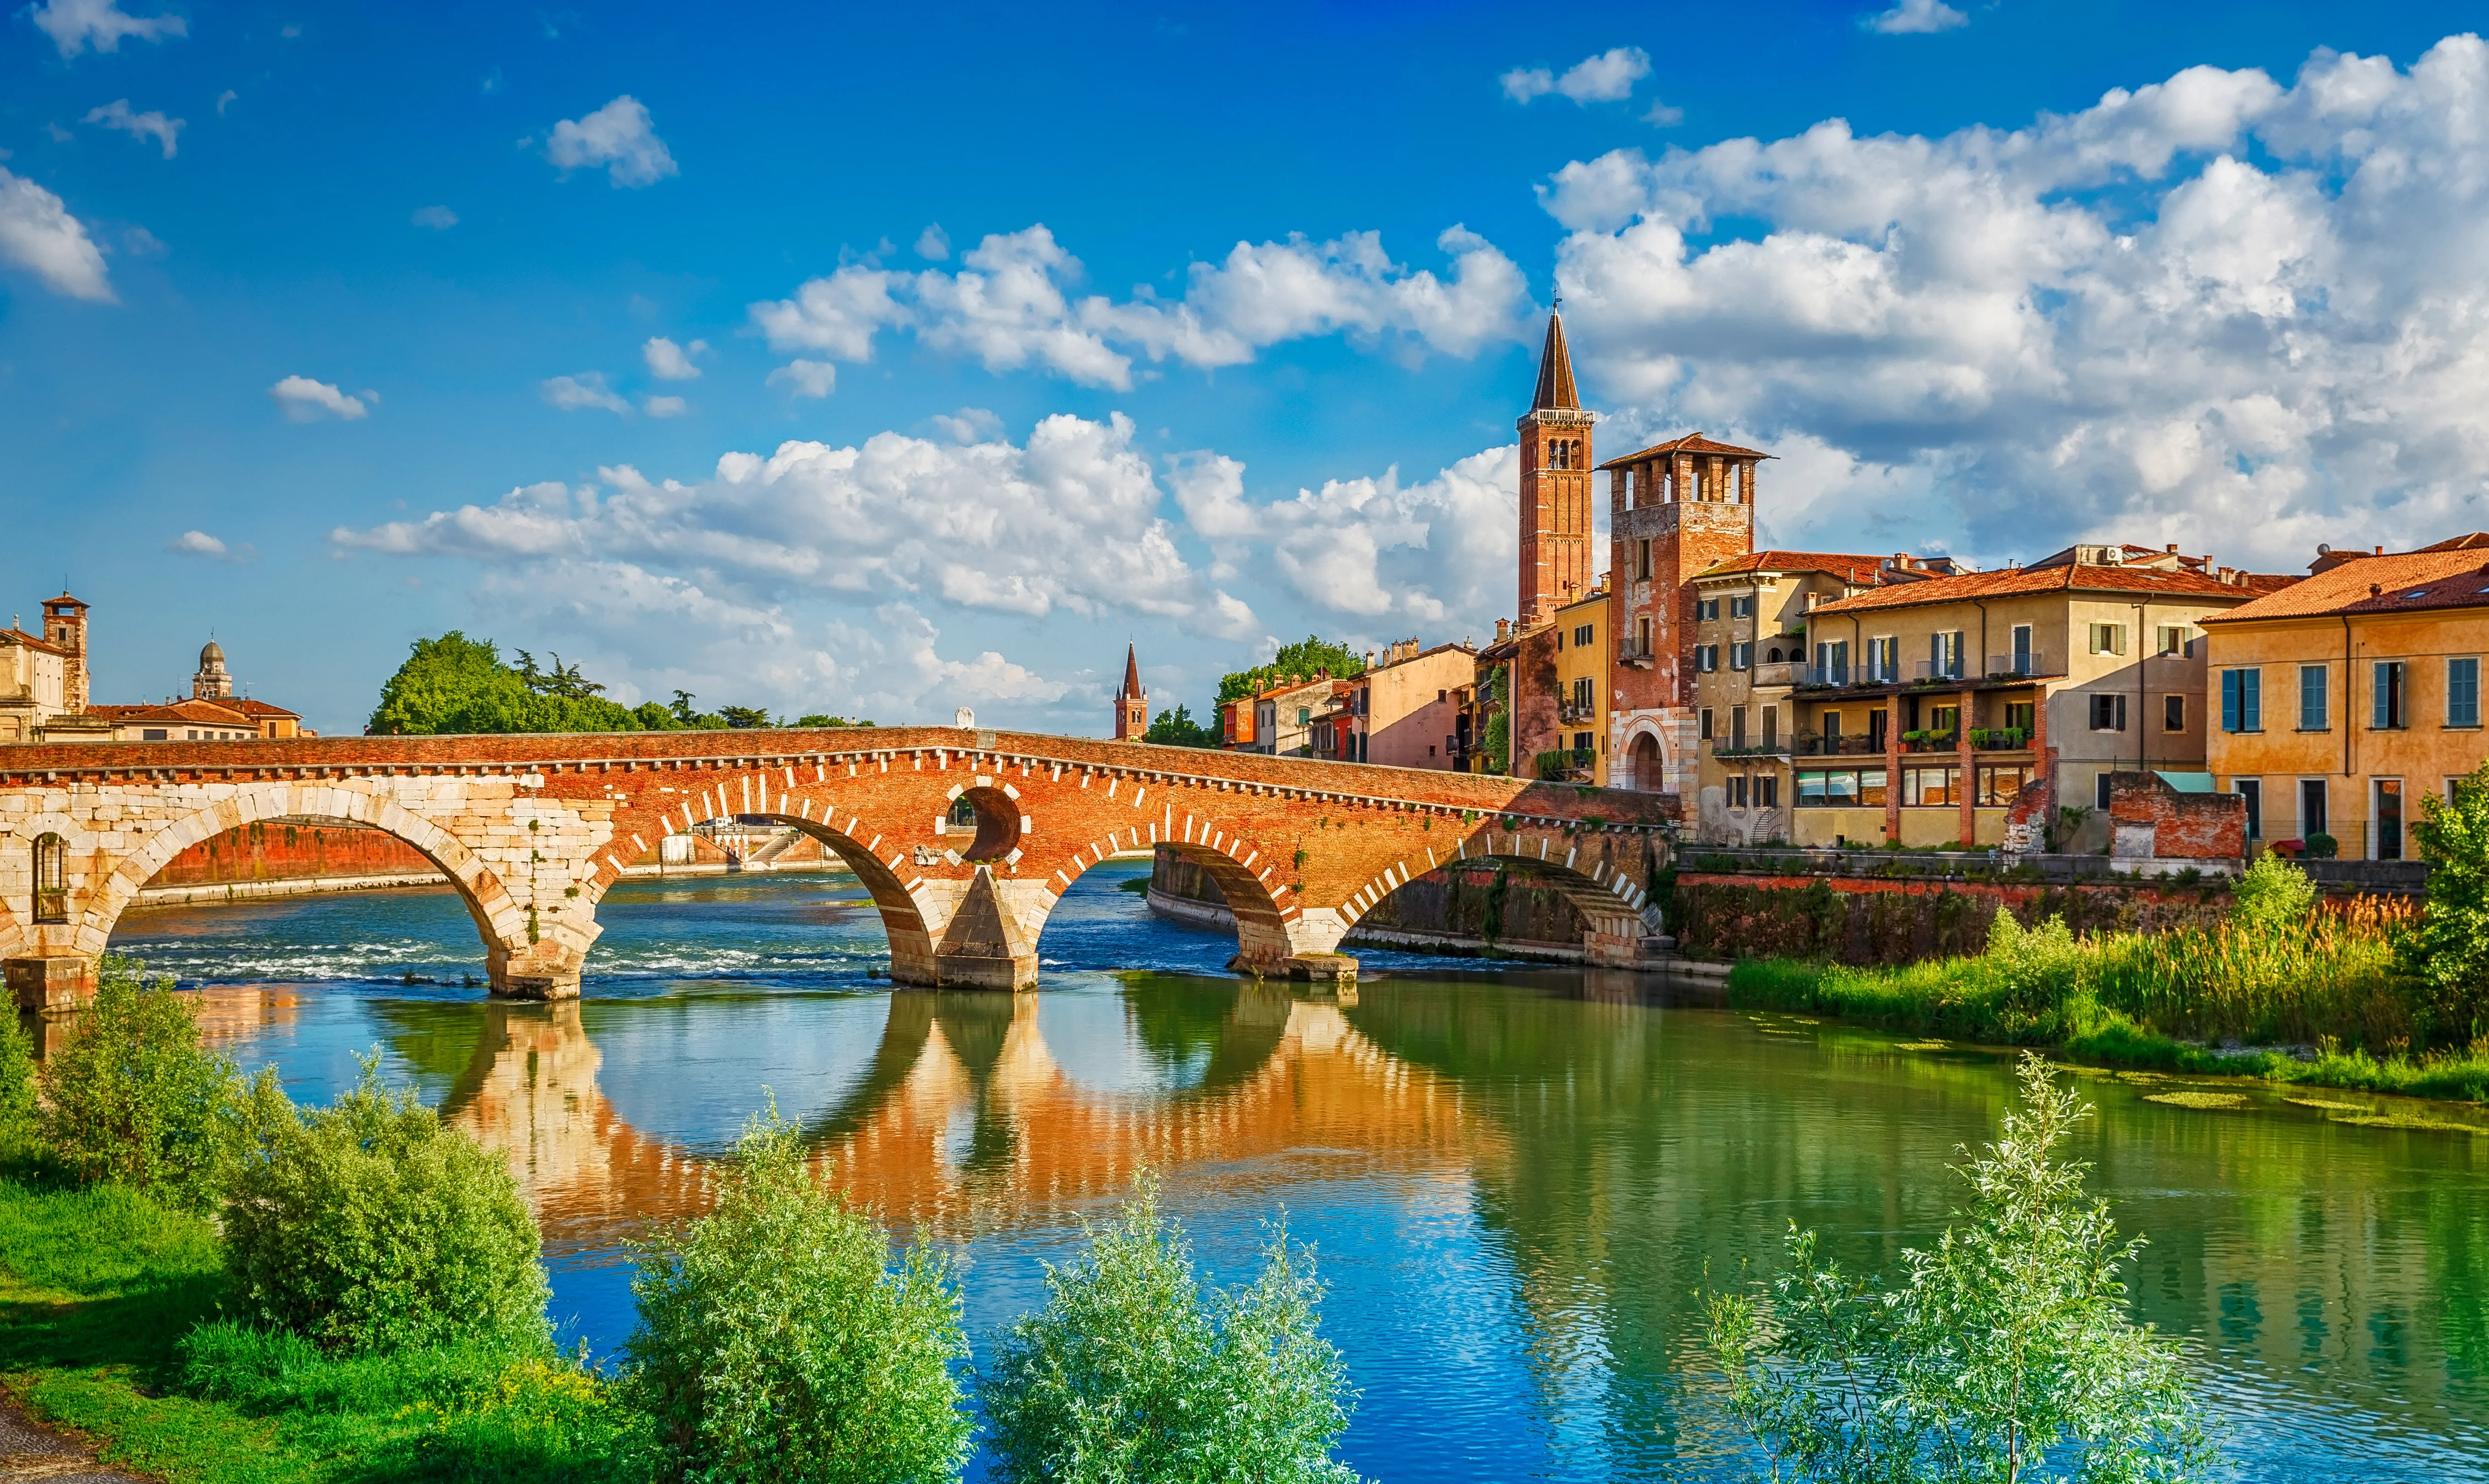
[0,1171,645,1484]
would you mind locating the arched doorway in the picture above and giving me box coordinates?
[1628,731,1664,792]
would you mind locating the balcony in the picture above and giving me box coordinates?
[1617,642,1657,670]
[1751,661,1802,688]
[1558,700,1598,725]
[1793,735,1884,756]
[1983,652,2050,679]
[1711,741,1788,760]
[1910,661,1972,684]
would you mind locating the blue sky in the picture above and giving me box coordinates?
[6,0,2489,736]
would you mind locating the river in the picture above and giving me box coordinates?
[111,860,2489,1481]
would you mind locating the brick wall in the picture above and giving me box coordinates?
[1673,872,2242,965]
[2106,770,2246,861]
[147,817,436,887]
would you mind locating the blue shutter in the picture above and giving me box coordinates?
[2241,668,2259,732]
[2221,670,2241,733]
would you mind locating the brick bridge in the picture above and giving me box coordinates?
[0,726,1676,1006]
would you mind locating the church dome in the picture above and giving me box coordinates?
[199,639,226,669]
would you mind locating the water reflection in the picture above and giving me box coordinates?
[102,870,2489,1482]
[432,980,1500,1258]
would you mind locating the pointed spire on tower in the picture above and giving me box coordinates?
[1531,309,1579,412]
[1122,643,1143,697]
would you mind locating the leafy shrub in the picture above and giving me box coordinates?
[1702,1053,2217,1482]
[2231,854,2317,936]
[222,1059,548,1353]
[39,955,247,1212]
[2304,831,2339,859]
[1983,908,2081,1017]
[2404,763,2489,1040]
[981,1173,1362,1484]
[0,1010,36,1156]
[624,1104,970,1484]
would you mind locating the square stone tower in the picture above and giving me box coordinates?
[40,593,87,714]
[1601,435,1770,794]
[1517,312,1596,628]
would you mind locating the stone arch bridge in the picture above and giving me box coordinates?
[0,726,1676,1006]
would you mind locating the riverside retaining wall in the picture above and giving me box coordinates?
[1670,872,2246,966]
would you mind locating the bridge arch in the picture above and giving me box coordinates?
[716,811,943,985]
[87,782,532,980]
[1331,820,1660,965]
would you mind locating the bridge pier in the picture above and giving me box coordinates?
[925,867,1040,992]
[5,955,94,1011]
[486,942,587,1000]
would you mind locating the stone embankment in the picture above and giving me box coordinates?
[1150,845,1609,965]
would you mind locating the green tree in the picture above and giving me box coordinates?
[1702,1052,2217,1484]
[367,633,661,736]
[625,1103,970,1484]
[716,704,772,730]
[221,1057,549,1353]
[2405,761,2489,1040]
[1145,703,1220,748]
[980,1173,1362,1484]
[1217,636,1367,707]
[795,714,876,728]
[40,956,247,1212]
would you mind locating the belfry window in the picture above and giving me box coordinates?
[33,832,67,924]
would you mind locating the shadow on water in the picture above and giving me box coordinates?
[96,860,2489,1484]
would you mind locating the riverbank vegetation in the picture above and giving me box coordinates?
[0,957,1367,1482]
[1729,847,2489,1102]
[1703,1053,2218,1482]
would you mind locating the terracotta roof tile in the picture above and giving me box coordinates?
[89,700,259,727]
[0,627,68,657]
[1596,432,1770,468]
[2202,544,2489,622]
[1810,562,2256,618]
[1696,550,1886,587]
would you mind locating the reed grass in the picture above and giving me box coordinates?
[1727,893,2489,1103]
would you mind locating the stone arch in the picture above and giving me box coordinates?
[1623,724,1667,793]
[85,781,528,971]
[732,811,944,986]
[1337,823,1660,962]
[1036,807,1299,972]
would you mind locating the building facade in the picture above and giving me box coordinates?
[1601,435,1772,796]
[1684,552,1886,843]
[1550,585,1611,782]
[1785,546,2274,849]
[1249,676,1341,758]
[1346,640,1475,769]
[2201,534,2489,859]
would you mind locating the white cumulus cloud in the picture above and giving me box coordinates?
[1502,47,1651,105]
[545,96,677,188]
[269,376,370,421]
[541,373,630,414]
[411,205,458,230]
[766,359,835,398]
[1865,0,1967,34]
[31,0,184,58]
[642,394,688,417]
[641,336,704,379]
[1541,35,2489,570]
[166,530,254,563]
[83,99,183,159]
[750,222,1531,392]
[0,167,113,301]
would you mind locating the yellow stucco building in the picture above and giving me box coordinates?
[2200,535,2489,859]
[1552,583,1610,782]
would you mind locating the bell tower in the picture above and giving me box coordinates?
[41,593,87,713]
[1113,644,1148,741]
[1517,310,1595,628]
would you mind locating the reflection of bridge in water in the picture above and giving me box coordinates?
[442,984,1502,1247]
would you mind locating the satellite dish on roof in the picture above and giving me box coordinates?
[2317,543,2332,554]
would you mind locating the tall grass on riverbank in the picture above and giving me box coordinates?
[1729,866,2489,1102]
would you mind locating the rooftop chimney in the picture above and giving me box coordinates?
[1495,618,1512,642]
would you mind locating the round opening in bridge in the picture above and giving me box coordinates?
[951,786,1021,862]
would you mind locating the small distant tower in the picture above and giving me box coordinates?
[42,593,88,713]
[192,638,234,700]
[1114,644,1148,741]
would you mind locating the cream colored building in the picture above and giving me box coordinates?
[1348,640,1475,769]
[1783,544,2284,849]
[0,594,91,744]
[1684,552,1885,843]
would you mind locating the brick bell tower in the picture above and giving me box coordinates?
[1517,310,1596,628]
[1113,643,1148,741]
[1601,433,1770,794]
